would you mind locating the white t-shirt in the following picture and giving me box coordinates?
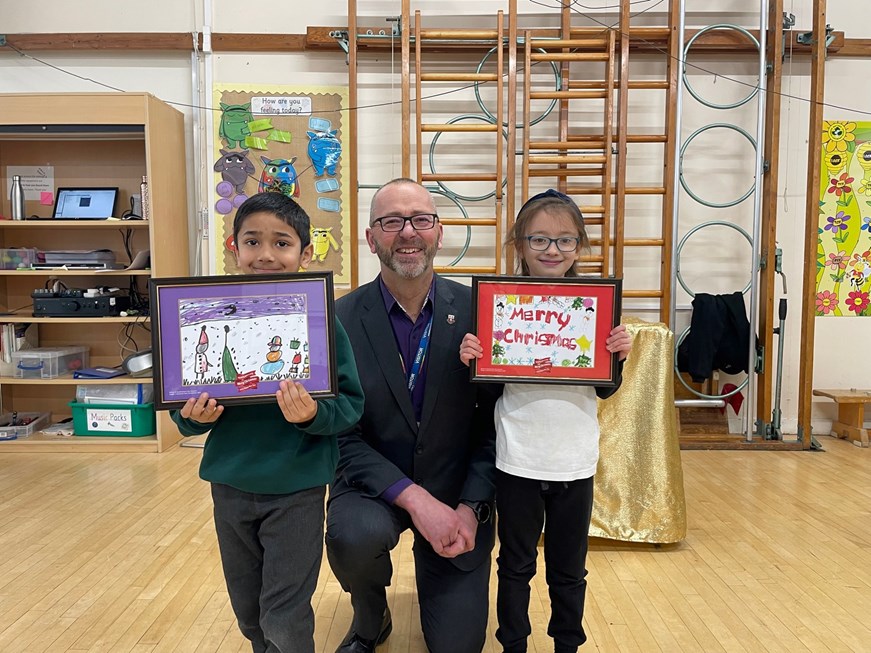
[495,382,599,482]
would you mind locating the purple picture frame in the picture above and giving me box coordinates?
[149,272,337,410]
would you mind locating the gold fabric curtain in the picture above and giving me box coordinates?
[591,318,687,543]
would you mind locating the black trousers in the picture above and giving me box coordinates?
[325,490,490,653]
[494,470,595,653]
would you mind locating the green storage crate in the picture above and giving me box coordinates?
[68,401,156,437]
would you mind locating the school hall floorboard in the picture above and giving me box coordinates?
[1,435,869,652]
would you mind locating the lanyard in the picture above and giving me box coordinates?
[406,314,433,394]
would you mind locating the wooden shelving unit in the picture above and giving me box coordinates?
[0,92,190,452]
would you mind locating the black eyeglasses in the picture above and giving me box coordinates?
[372,214,439,232]
[525,235,581,252]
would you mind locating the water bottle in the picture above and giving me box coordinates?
[140,175,150,220]
[10,175,25,220]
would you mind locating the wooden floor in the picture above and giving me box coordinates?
[1,437,870,652]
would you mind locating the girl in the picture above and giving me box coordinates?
[461,189,632,653]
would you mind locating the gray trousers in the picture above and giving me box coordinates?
[326,490,490,653]
[211,483,326,653]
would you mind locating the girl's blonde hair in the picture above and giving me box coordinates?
[505,189,590,277]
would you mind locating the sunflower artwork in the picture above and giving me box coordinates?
[816,121,871,316]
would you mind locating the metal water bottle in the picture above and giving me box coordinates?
[10,175,25,220]
[140,175,150,220]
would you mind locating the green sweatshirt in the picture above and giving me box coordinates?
[171,319,364,495]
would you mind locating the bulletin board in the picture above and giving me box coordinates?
[212,83,350,284]
[816,120,871,316]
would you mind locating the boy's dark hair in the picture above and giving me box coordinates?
[232,192,311,250]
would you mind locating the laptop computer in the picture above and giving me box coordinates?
[52,187,119,219]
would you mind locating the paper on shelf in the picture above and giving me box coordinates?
[96,249,150,273]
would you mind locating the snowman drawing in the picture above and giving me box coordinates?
[194,325,213,382]
[260,335,286,377]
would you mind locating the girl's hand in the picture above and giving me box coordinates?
[460,333,483,367]
[606,324,633,361]
[180,392,224,424]
[276,380,318,424]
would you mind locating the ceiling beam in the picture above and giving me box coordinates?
[1,28,866,56]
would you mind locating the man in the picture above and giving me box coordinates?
[327,178,497,653]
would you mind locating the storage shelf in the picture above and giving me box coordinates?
[0,270,151,276]
[0,91,189,453]
[0,124,146,138]
[0,220,149,229]
[0,431,159,452]
[0,375,151,385]
[0,315,149,323]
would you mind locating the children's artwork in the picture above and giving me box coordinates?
[471,276,622,386]
[212,84,350,284]
[816,120,871,316]
[149,273,337,409]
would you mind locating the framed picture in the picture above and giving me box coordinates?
[471,275,622,386]
[150,272,337,410]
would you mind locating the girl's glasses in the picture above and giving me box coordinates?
[525,235,581,252]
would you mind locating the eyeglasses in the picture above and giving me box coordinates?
[525,235,581,252]
[372,214,439,232]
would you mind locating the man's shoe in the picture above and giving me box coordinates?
[335,608,392,653]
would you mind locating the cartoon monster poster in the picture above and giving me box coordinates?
[816,120,871,316]
[212,83,349,284]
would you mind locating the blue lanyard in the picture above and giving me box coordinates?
[406,314,433,393]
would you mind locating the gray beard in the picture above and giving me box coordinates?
[373,238,437,280]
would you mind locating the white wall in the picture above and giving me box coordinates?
[2,0,868,434]
[775,2,871,432]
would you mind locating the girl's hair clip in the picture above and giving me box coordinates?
[519,189,583,221]
[524,188,574,205]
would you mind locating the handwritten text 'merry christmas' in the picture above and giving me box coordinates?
[501,306,577,351]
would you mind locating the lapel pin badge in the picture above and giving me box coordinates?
[447,314,456,325]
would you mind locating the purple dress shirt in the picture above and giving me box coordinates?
[379,275,435,503]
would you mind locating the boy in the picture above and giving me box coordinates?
[172,192,364,653]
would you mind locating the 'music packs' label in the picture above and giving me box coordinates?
[87,408,132,433]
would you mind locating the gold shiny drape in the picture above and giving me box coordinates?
[591,318,687,543]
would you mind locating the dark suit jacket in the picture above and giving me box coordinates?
[677,291,753,382]
[332,275,497,569]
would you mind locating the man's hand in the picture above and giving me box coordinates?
[276,380,318,424]
[180,392,224,424]
[394,485,470,558]
[440,503,478,557]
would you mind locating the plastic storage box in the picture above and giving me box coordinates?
[0,247,38,270]
[12,346,89,379]
[69,401,155,437]
[0,412,51,440]
[76,383,154,405]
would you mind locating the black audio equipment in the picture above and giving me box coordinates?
[32,289,131,317]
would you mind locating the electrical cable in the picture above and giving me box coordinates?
[120,195,143,220]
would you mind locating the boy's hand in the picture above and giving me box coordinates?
[276,380,318,424]
[180,392,224,424]
[460,333,483,367]
[606,324,633,361]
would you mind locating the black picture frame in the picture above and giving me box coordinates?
[471,275,622,386]
[149,272,337,410]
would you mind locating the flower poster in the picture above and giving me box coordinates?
[816,120,871,316]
